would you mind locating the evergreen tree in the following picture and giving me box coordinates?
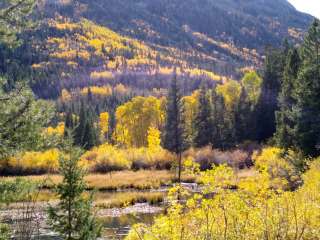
[108,110,116,143]
[0,0,52,158]
[82,119,97,150]
[64,111,74,137]
[162,74,187,182]
[194,86,214,148]
[275,48,301,149]
[0,78,53,158]
[256,47,286,142]
[74,103,98,149]
[236,71,263,142]
[48,133,101,240]
[75,103,87,146]
[0,0,36,46]
[291,19,320,156]
[87,87,93,103]
[211,89,226,149]
[235,87,252,142]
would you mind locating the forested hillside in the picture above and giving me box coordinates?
[22,18,226,98]
[1,0,313,99]
[41,0,313,72]
[1,1,320,239]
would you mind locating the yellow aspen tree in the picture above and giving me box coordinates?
[114,96,165,147]
[182,90,199,142]
[147,127,161,150]
[99,112,109,141]
[216,80,241,110]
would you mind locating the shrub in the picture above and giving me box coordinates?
[0,224,9,240]
[81,144,131,172]
[126,163,320,240]
[184,147,214,171]
[128,148,174,170]
[300,158,320,191]
[218,149,249,169]
[184,147,249,171]
[81,144,174,173]
[7,149,60,174]
[253,147,300,190]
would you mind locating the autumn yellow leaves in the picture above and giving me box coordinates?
[126,155,320,240]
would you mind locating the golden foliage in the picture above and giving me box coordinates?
[182,91,199,140]
[186,68,222,81]
[147,127,161,150]
[9,149,60,172]
[34,18,237,86]
[46,18,150,64]
[107,61,118,69]
[99,112,109,139]
[53,22,79,31]
[126,161,320,240]
[216,80,242,110]
[157,67,223,82]
[81,144,131,172]
[81,86,112,97]
[253,147,299,190]
[114,96,165,147]
[90,71,113,80]
[81,144,174,172]
[44,122,65,137]
[241,71,262,105]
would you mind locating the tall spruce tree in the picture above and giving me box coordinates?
[256,47,286,142]
[108,110,116,144]
[82,119,97,150]
[48,133,101,240]
[64,111,74,137]
[211,89,227,149]
[162,74,187,182]
[235,87,252,142]
[0,0,53,158]
[74,103,98,149]
[194,85,214,148]
[291,19,320,156]
[75,103,87,146]
[275,48,301,149]
[87,87,93,103]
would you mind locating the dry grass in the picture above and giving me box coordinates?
[1,169,253,191]
[6,190,165,209]
[94,191,165,209]
[1,170,195,191]
[33,190,165,208]
[1,169,257,209]
[35,190,58,202]
[84,171,174,190]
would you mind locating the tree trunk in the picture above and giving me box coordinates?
[178,152,182,183]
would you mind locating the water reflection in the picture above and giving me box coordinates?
[101,213,158,239]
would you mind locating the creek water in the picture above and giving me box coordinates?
[33,211,159,240]
[101,212,159,239]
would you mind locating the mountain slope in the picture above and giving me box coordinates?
[21,0,314,98]
[45,0,313,48]
[40,0,313,74]
[26,18,226,98]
